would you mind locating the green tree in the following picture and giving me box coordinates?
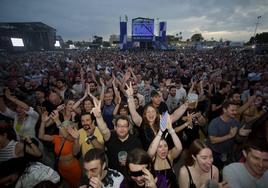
[247,32,268,44]
[66,40,73,45]
[191,33,204,42]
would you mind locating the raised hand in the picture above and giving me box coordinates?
[50,110,60,123]
[41,111,50,122]
[100,77,105,87]
[166,113,173,130]
[142,168,157,188]
[66,126,80,140]
[115,95,121,105]
[91,97,102,118]
[123,69,132,82]
[4,87,12,98]
[248,95,256,104]
[229,127,238,138]
[125,82,133,97]
[89,175,103,188]
[56,104,65,112]
[239,125,252,136]
[186,111,194,129]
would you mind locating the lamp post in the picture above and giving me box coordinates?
[253,16,261,44]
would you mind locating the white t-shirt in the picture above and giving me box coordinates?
[15,162,60,188]
[1,107,39,139]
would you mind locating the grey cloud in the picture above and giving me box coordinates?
[0,0,267,41]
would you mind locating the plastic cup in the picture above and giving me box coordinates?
[118,151,128,162]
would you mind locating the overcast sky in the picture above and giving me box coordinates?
[1,0,268,42]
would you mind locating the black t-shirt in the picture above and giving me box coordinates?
[105,132,143,176]
[210,91,225,120]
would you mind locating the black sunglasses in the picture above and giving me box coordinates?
[129,170,144,177]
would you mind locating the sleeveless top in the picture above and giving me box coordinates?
[0,140,18,162]
[185,165,213,188]
[154,157,177,188]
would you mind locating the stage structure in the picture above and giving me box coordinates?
[119,17,167,50]
[0,22,56,52]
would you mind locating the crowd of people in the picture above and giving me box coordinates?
[0,47,268,188]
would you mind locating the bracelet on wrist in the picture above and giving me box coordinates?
[128,96,134,99]
[168,128,175,135]
[127,96,134,103]
[157,130,163,137]
[56,123,63,129]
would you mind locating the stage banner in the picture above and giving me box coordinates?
[159,22,167,42]
[120,22,127,50]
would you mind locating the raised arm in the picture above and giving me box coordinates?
[170,102,188,123]
[174,112,193,133]
[113,95,121,116]
[125,82,142,127]
[147,130,163,158]
[38,111,54,142]
[66,125,80,156]
[237,95,256,114]
[72,85,88,111]
[112,76,121,104]
[198,80,205,99]
[166,114,182,159]
[128,67,138,83]
[90,95,111,141]
[99,78,105,104]
[19,136,42,158]
[188,79,196,95]
[0,92,7,113]
[5,88,29,111]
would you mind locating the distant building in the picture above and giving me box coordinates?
[109,34,119,47]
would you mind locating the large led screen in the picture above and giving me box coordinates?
[132,18,154,37]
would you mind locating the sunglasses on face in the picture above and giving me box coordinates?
[129,170,144,177]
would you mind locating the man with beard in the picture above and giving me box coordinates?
[228,90,256,121]
[166,85,181,112]
[55,78,73,100]
[208,100,251,170]
[78,112,104,157]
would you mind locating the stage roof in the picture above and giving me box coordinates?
[0,22,56,32]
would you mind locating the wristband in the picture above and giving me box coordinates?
[127,96,134,102]
[157,130,163,137]
[56,123,63,129]
[168,128,175,135]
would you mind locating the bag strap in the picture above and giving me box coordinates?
[56,139,66,160]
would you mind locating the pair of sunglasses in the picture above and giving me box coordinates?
[129,170,144,177]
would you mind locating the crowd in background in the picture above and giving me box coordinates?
[0,47,268,188]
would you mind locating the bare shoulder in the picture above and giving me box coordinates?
[212,165,219,174]
[212,165,219,180]
[178,166,190,188]
[179,166,189,176]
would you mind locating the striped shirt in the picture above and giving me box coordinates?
[0,140,18,162]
